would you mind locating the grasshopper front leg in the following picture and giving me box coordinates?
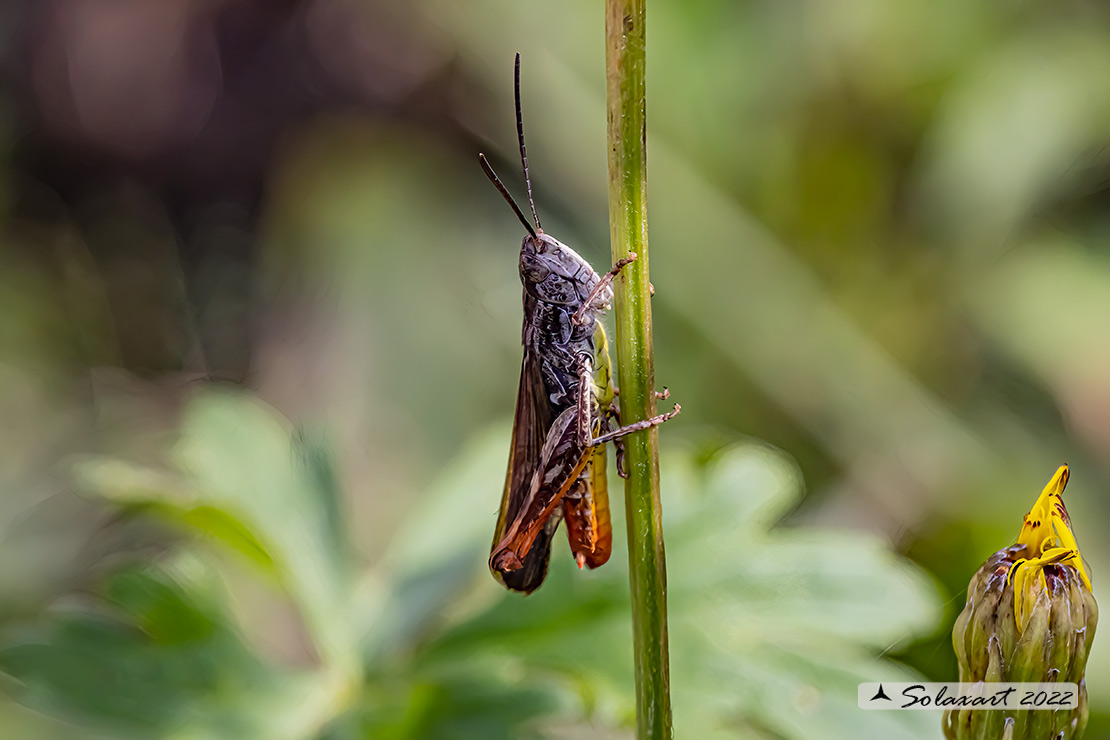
[571,253,637,326]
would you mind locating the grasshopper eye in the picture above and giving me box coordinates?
[528,234,549,254]
[520,254,551,283]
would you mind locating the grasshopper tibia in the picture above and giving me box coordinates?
[607,388,670,479]
[591,405,681,447]
[610,386,669,401]
[576,355,680,450]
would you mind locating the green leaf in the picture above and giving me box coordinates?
[664,445,943,740]
[0,559,291,738]
[55,405,944,740]
[73,390,358,676]
[423,441,943,740]
[358,426,508,663]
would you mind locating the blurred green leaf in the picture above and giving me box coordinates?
[10,388,944,740]
[357,662,564,740]
[665,446,942,740]
[418,440,943,740]
[74,390,358,675]
[357,426,507,663]
[0,559,309,739]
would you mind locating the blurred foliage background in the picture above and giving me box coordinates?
[0,0,1107,738]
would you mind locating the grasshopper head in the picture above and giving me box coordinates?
[519,233,604,308]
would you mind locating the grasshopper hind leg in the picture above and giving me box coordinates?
[576,355,680,451]
[592,406,681,446]
[600,401,630,479]
[605,389,668,479]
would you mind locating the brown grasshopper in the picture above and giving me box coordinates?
[480,54,679,593]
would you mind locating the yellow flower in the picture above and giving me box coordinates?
[1008,464,1092,633]
[945,465,1098,740]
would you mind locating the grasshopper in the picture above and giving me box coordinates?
[480,54,679,594]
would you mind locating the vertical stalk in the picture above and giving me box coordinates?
[605,2,672,739]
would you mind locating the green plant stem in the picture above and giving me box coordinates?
[605,2,672,739]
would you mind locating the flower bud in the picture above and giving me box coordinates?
[944,465,1097,740]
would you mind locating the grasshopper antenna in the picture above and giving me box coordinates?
[514,53,542,233]
[479,153,537,239]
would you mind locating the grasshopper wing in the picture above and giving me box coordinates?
[492,350,560,593]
